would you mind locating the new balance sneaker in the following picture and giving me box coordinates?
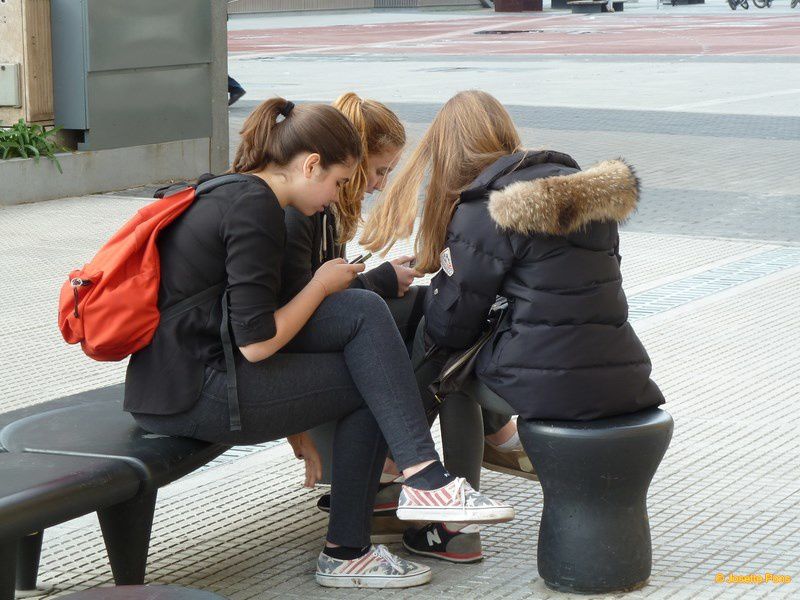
[403,522,483,563]
[482,441,538,481]
[317,482,402,515]
[315,544,431,589]
[396,477,515,523]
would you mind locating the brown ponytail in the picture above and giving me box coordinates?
[231,97,363,174]
[331,92,406,243]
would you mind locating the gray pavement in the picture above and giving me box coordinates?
[230,100,800,242]
[2,3,800,600]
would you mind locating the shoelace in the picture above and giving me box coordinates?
[452,477,467,508]
[374,544,402,572]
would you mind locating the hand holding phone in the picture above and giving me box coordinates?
[389,255,423,298]
[313,258,364,295]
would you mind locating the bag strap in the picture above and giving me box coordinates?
[158,174,252,432]
[196,174,252,432]
[160,284,225,323]
[220,291,241,431]
[195,173,254,196]
[159,285,240,431]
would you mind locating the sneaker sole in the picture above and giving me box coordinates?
[481,461,539,482]
[315,570,431,589]
[396,506,515,524]
[402,540,483,564]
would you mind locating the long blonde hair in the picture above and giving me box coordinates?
[360,90,521,273]
[331,93,406,243]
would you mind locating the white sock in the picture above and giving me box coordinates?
[494,431,522,453]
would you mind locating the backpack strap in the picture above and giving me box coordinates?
[160,284,226,323]
[219,291,241,431]
[195,173,254,196]
[159,284,240,431]
[198,173,255,431]
[158,173,254,432]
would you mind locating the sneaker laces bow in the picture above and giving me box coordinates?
[374,544,401,571]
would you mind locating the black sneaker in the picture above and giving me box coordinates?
[402,522,483,564]
[317,482,402,516]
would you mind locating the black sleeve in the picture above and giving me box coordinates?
[425,204,513,350]
[220,188,285,346]
[352,261,399,298]
[280,207,316,304]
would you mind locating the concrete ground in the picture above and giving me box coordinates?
[1,2,799,599]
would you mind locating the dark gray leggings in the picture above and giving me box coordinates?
[308,286,429,483]
[411,319,513,490]
[134,289,438,547]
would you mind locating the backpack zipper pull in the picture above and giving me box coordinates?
[71,278,92,318]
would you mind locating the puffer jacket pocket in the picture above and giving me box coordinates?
[488,312,513,367]
[424,281,461,346]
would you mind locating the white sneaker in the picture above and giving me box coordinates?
[396,477,515,524]
[315,544,431,589]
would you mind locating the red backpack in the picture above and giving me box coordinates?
[58,174,251,362]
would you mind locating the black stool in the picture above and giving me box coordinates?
[59,584,228,599]
[518,408,673,594]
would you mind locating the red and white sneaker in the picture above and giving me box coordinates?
[396,477,515,524]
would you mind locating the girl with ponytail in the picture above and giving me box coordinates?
[281,93,421,317]
[126,97,514,588]
[282,92,432,542]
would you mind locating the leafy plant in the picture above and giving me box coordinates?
[0,119,67,173]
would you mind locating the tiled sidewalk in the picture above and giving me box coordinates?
[1,193,798,598]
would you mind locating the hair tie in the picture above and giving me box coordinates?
[279,101,295,119]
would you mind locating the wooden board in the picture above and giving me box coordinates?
[0,0,54,126]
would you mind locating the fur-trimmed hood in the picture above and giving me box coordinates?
[488,158,640,236]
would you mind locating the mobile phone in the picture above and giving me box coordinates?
[349,252,372,265]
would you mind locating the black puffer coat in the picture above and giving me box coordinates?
[424,150,664,421]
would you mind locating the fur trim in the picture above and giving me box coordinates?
[488,159,640,236]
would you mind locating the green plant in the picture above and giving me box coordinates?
[0,119,67,173]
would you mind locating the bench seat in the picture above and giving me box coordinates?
[0,453,141,600]
[0,385,228,599]
[0,386,227,491]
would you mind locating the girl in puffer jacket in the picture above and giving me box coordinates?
[361,90,664,564]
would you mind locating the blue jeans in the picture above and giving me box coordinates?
[134,289,438,546]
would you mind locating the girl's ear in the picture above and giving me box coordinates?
[302,153,322,179]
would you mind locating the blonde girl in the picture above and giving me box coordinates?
[361,90,664,563]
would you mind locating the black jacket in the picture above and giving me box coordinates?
[125,175,285,415]
[280,206,398,304]
[424,150,664,421]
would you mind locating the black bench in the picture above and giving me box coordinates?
[568,0,608,12]
[0,385,228,600]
